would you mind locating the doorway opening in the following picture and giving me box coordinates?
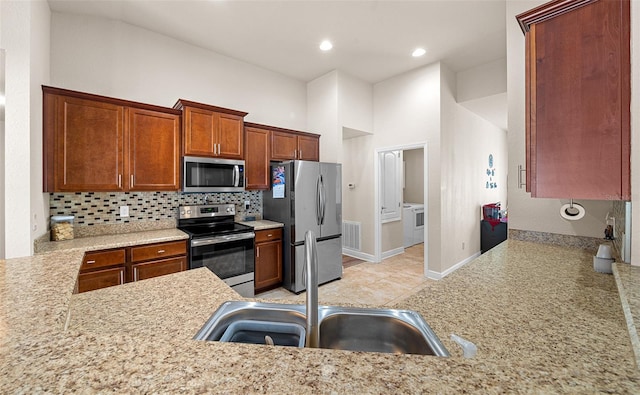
[374,142,428,276]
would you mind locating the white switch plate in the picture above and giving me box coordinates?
[120,206,129,217]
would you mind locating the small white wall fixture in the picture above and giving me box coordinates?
[374,142,428,276]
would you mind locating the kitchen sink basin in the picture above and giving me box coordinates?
[194,301,449,356]
[194,302,307,345]
[318,308,445,355]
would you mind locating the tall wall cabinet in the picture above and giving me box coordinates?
[43,86,181,192]
[516,0,630,200]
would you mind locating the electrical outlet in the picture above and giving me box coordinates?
[244,200,250,210]
[119,206,130,217]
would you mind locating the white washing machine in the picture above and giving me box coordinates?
[403,203,425,247]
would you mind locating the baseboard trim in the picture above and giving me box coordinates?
[382,247,405,260]
[427,251,481,280]
[342,248,375,263]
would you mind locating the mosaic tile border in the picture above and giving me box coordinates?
[49,191,263,236]
[508,228,614,257]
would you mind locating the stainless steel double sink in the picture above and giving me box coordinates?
[194,301,450,356]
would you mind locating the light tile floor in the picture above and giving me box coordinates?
[256,244,431,306]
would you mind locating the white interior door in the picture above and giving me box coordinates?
[380,150,402,223]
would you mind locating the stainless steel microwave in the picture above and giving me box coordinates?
[183,156,245,193]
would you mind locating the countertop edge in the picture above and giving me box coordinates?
[613,262,640,368]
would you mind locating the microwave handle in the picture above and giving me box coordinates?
[233,165,240,187]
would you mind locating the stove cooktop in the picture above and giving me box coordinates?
[178,222,253,238]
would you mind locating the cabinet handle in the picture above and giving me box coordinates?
[299,150,302,158]
[157,249,165,254]
[218,143,221,155]
[130,174,134,187]
[86,260,96,264]
[294,149,297,159]
[121,270,125,284]
[133,268,138,282]
[118,174,122,188]
[267,234,272,237]
[518,165,527,189]
[257,248,259,258]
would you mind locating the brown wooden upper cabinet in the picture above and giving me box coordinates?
[243,123,321,190]
[516,0,630,200]
[244,123,271,190]
[43,86,181,192]
[174,99,247,159]
[271,129,320,162]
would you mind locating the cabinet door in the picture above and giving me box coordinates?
[297,135,319,162]
[217,113,244,159]
[245,126,270,190]
[184,107,216,156]
[254,240,282,292]
[131,256,187,282]
[54,95,125,191]
[271,131,298,161]
[77,266,125,293]
[128,108,181,191]
[520,0,630,199]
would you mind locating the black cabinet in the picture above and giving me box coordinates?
[481,220,507,254]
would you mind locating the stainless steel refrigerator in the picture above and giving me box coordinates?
[263,160,342,293]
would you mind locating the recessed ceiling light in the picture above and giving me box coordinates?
[319,40,333,51]
[412,48,426,57]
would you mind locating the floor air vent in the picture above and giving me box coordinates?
[342,221,361,251]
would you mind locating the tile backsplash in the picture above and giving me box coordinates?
[49,191,262,227]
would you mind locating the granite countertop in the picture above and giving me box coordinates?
[34,228,189,254]
[613,262,640,368]
[238,219,283,231]
[2,236,640,393]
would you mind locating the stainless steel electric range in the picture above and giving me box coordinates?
[177,204,255,297]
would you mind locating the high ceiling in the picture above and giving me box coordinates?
[47,0,507,84]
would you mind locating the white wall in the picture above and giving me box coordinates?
[1,0,50,258]
[338,71,373,134]
[456,57,507,103]
[373,63,442,266]
[440,63,507,267]
[506,0,612,240]
[51,12,307,130]
[403,149,424,204]
[307,71,340,162]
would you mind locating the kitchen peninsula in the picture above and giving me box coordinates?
[1,233,639,393]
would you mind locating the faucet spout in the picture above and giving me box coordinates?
[304,230,319,348]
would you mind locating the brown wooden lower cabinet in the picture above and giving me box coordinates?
[77,266,125,293]
[254,228,283,293]
[76,240,187,293]
[132,256,187,282]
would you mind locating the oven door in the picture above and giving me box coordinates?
[190,232,255,281]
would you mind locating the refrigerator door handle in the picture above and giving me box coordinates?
[316,175,322,225]
[320,175,326,225]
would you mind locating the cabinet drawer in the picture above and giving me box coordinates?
[130,240,187,263]
[255,228,282,243]
[132,256,186,282]
[77,266,125,293]
[81,249,126,271]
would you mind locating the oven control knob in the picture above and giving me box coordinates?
[226,207,232,213]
